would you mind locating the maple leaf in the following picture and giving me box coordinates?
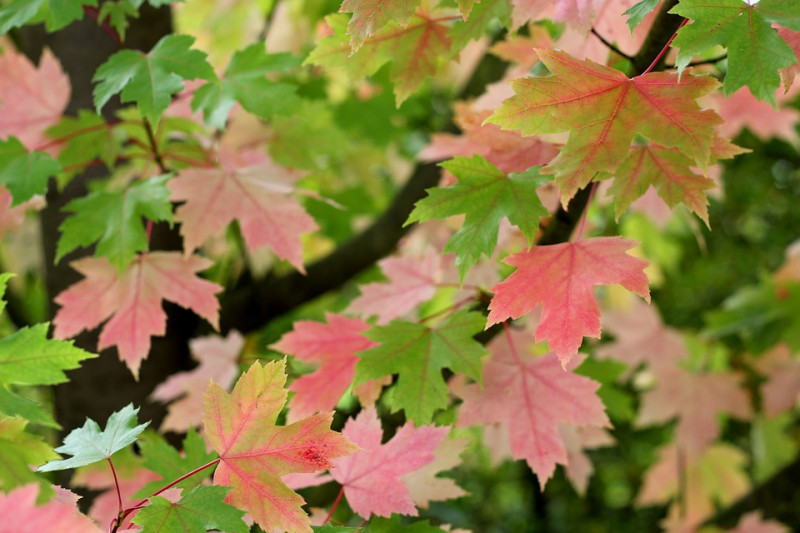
[0,47,69,149]
[729,511,791,533]
[638,444,749,528]
[670,0,800,105]
[0,136,61,206]
[46,111,121,180]
[0,484,101,533]
[559,425,614,495]
[777,27,800,91]
[754,345,800,416]
[407,155,549,279]
[487,237,650,365]
[169,148,317,272]
[355,309,487,424]
[150,332,243,432]
[0,185,44,240]
[487,49,722,204]
[624,0,660,32]
[305,12,452,104]
[191,43,300,129]
[0,321,96,428]
[203,360,357,533]
[454,328,609,485]
[329,407,448,518]
[402,436,469,509]
[636,367,751,457]
[56,175,173,272]
[347,250,441,324]
[0,417,58,492]
[596,296,688,373]
[339,0,421,50]
[93,34,216,125]
[605,144,717,224]
[38,404,149,472]
[713,85,800,143]
[271,313,379,420]
[53,252,222,377]
[132,485,249,533]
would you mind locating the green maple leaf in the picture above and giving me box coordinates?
[44,0,98,30]
[0,0,100,34]
[37,403,149,471]
[56,174,173,271]
[407,155,547,279]
[93,34,216,125]
[306,13,452,105]
[449,0,510,52]
[47,111,121,178]
[0,137,61,206]
[191,43,300,129]
[339,0,420,50]
[624,0,660,32]
[134,429,217,498]
[0,387,58,428]
[355,309,487,424]
[0,417,58,494]
[0,323,96,386]
[0,0,45,35]
[131,485,248,533]
[670,0,800,105]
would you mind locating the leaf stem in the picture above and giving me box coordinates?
[107,457,124,516]
[83,5,124,48]
[590,28,633,61]
[116,457,221,527]
[144,120,169,174]
[642,18,688,75]
[420,294,478,323]
[34,119,125,153]
[322,486,345,525]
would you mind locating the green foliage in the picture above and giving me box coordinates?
[93,34,216,125]
[192,44,301,129]
[131,485,249,533]
[671,0,800,104]
[38,403,149,471]
[624,0,660,31]
[408,155,548,279]
[355,309,487,424]
[0,137,61,205]
[56,174,173,271]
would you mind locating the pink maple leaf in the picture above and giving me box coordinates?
[0,47,70,150]
[0,185,45,239]
[53,252,222,378]
[169,147,317,272]
[729,511,791,533]
[778,27,800,92]
[329,407,448,518]
[150,331,244,431]
[597,296,688,373]
[271,313,385,421]
[559,425,614,495]
[403,436,469,509]
[0,484,101,533]
[754,344,800,417]
[487,237,650,366]
[712,86,800,143]
[347,250,441,324]
[637,367,751,457]
[455,327,609,485]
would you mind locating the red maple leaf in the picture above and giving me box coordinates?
[271,313,383,420]
[0,47,70,149]
[0,484,101,533]
[169,147,317,272]
[203,360,356,533]
[53,252,222,377]
[455,327,609,485]
[487,237,650,365]
[328,407,448,518]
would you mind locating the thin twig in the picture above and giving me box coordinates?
[681,54,727,68]
[591,28,634,61]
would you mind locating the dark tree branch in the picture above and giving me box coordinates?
[591,28,633,61]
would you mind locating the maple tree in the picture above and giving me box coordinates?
[0,0,799,532]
